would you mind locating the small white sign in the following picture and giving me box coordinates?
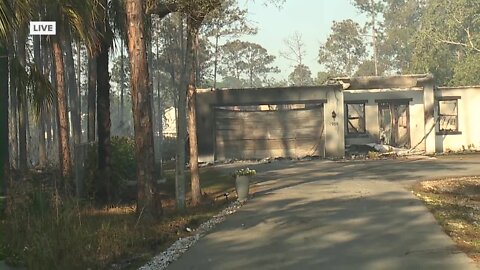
[30,21,56,35]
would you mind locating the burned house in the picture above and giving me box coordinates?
[196,74,480,162]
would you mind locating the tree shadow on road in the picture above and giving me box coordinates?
[170,190,476,270]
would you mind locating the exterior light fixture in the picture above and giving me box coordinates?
[331,110,337,119]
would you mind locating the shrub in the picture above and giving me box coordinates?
[110,137,137,202]
[1,180,173,270]
[232,168,257,177]
[83,143,99,200]
[160,137,177,162]
[3,182,101,269]
[84,137,137,203]
[111,136,137,183]
[84,136,176,203]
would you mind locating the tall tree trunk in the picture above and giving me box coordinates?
[64,30,81,147]
[250,70,253,87]
[17,34,28,173]
[45,43,56,164]
[213,33,219,89]
[97,0,113,202]
[186,16,202,206]
[120,41,125,133]
[147,28,156,161]
[87,56,96,143]
[371,0,379,76]
[8,48,17,170]
[157,78,163,173]
[45,110,52,158]
[37,111,47,168]
[64,30,82,196]
[48,49,58,166]
[156,32,163,176]
[76,41,82,132]
[175,15,187,212]
[52,37,73,185]
[195,34,201,86]
[34,35,47,168]
[1,45,9,194]
[125,0,162,219]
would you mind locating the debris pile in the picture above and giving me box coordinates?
[346,143,426,159]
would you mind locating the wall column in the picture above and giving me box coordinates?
[325,88,345,158]
[423,78,436,154]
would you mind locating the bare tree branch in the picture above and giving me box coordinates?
[436,13,480,53]
[464,27,480,52]
[434,32,480,53]
[280,31,306,66]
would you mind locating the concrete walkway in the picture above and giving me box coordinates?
[168,155,480,270]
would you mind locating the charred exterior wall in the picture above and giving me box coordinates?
[344,88,426,150]
[195,74,480,162]
[196,85,344,162]
[339,74,435,153]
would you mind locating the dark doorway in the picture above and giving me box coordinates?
[378,101,411,148]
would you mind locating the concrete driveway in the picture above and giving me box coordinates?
[168,155,480,270]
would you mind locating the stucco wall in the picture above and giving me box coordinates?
[435,86,480,152]
[163,107,177,137]
[325,87,345,157]
[195,75,480,161]
[344,88,426,150]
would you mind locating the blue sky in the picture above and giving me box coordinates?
[237,0,367,80]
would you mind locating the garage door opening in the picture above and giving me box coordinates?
[214,102,325,160]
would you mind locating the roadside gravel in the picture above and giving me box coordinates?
[138,200,244,270]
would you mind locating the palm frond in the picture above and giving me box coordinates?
[110,0,128,47]
[28,63,55,119]
[10,54,55,119]
[12,0,32,27]
[10,55,29,102]
[0,0,17,43]
[39,0,102,56]
[62,0,103,56]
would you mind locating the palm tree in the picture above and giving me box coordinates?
[16,26,29,173]
[63,28,81,171]
[0,0,30,192]
[87,55,96,143]
[51,27,73,183]
[38,0,99,186]
[33,33,48,168]
[0,43,8,193]
[0,0,16,191]
[3,0,56,180]
[96,0,113,202]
